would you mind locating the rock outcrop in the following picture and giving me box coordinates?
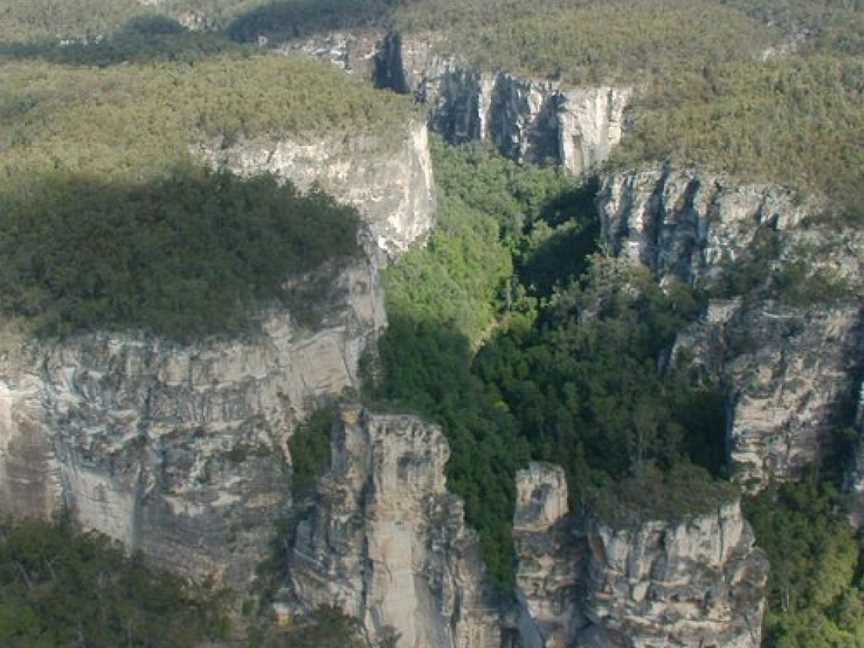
[598,167,864,489]
[287,406,501,648]
[508,463,768,648]
[0,257,385,591]
[379,33,632,176]
[273,29,387,79]
[577,500,769,648]
[195,119,436,258]
[511,464,583,648]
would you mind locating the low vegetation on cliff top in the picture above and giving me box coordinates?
[612,54,864,207]
[0,53,414,338]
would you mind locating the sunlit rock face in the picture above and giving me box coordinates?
[577,500,769,648]
[508,463,768,648]
[287,406,502,648]
[378,33,633,176]
[598,166,864,491]
[195,119,436,260]
[0,249,385,591]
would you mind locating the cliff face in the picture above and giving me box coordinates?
[509,463,768,648]
[379,33,632,176]
[598,167,864,490]
[510,464,584,648]
[578,501,768,648]
[287,406,501,648]
[194,119,436,258]
[0,254,385,590]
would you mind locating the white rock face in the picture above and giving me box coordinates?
[194,120,436,258]
[598,167,864,490]
[0,259,385,589]
[379,33,633,176]
[577,501,769,648]
[288,406,501,648]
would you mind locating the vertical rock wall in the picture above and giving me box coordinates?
[598,167,864,490]
[288,406,502,648]
[0,256,386,591]
[194,120,436,259]
[378,33,634,175]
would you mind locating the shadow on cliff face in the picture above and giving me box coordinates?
[0,168,362,341]
[0,15,245,67]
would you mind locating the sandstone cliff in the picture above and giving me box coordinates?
[509,462,768,648]
[287,406,501,648]
[194,119,436,258]
[378,33,633,176]
[598,167,864,490]
[261,30,632,176]
[0,253,385,591]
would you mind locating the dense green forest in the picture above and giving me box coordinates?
[369,139,864,645]
[0,518,230,647]
[362,140,732,583]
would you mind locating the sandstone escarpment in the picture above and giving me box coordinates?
[598,167,864,490]
[0,258,385,591]
[287,406,501,648]
[509,462,768,648]
[379,33,633,176]
[195,119,436,258]
[577,500,768,648]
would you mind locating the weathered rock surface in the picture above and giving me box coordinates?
[0,258,386,590]
[508,463,768,648]
[379,33,633,176]
[287,405,501,648]
[194,119,436,258]
[511,463,584,648]
[577,500,769,648]
[599,167,864,489]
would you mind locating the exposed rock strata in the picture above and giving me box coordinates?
[511,463,583,648]
[378,33,633,176]
[577,501,769,648]
[509,463,768,648]
[287,406,501,648]
[598,167,864,489]
[194,120,436,258]
[0,258,385,590]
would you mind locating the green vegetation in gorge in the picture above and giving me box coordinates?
[371,143,728,583]
[289,405,338,497]
[383,138,581,345]
[747,476,864,648]
[0,518,230,647]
